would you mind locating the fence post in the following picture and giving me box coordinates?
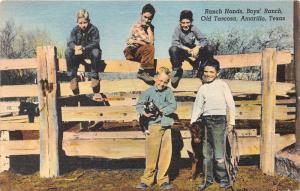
[37,46,59,177]
[260,48,277,175]
[0,131,10,172]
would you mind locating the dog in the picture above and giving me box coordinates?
[188,121,205,180]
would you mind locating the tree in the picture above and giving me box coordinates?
[0,20,54,85]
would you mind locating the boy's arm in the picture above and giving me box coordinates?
[223,82,236,126]
[160,89,177,116]
[193,26,208,48]
[171,27,189,51]
[67,28,77,50]
[136,90,149,116]
[147,25,154,45]
[190,88,204,124]
[83,26,100,51]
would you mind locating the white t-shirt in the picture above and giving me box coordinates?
[191,79,236,125]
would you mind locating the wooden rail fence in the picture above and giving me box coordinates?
[0,46,296,177]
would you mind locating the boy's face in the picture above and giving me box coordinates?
[77,17,89,31]
[155,73,170,91]
[140,12,153,26]
[202,66,218,83]
[180,18,192,31]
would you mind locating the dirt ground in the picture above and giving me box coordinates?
[0,156,299,191]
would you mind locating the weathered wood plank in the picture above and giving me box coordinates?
[0,102,20,114]
[0,140,39,155]
[0,133,294,157]
[60,95,296,107]
[0,131,10,172]
[0,84,38,98]
[62,133,295,158]
[59,79,294,97]
[0,79,295,98]
[61,103,295,122]
[0,122,39,131]
[260,48,276,175]
[56,51,291,72]
[37,46,59,177]
[0,51,291,71]
[0,115,29,122]
[0,58,37,71]
[63,129,258,141]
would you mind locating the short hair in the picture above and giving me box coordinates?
[142,4,156,18]
[77,9,90,22]
[180,10,193,22]
[203,58,220,72]
[155,67,171,78]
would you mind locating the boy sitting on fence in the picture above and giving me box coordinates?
[123,4,156,85]
[135,67,177,190]
[169,10,215,88]
[65,9,102,95]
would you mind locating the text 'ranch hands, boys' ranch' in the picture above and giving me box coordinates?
[202,8,285,21]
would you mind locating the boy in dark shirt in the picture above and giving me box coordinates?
[65,9,102,95]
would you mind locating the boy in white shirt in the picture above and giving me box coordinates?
[190,58,236,190]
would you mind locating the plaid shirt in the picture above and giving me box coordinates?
[127,20,154,48]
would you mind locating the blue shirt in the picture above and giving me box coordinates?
[136,86,177,126]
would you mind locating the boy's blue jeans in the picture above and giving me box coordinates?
[202,115,229,184]
[65,47,102,79]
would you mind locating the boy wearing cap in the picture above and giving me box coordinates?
[65,9,102,95]
[169,10,213,88]
[124,4,156,85]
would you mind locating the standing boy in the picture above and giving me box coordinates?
[135,67,177,190]
[169,10,214,88]
[124,4,156,85]
[65,9,102,95]
[190,58,236,191]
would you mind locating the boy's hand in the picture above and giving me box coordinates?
[127,38,134,45]
[143,112,155,118]
[146,26,154,44]
[75,45,83,55]
[191,46,200,58]
[144,130,150,136]
[227,124,234,132]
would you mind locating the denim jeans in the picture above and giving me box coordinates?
[168,45,215,72]
[202,115,229,184]
[65,47,102,79]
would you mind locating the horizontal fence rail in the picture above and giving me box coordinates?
[0,50,292,71]
[0,132,295,158]
[0,79,295,98]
